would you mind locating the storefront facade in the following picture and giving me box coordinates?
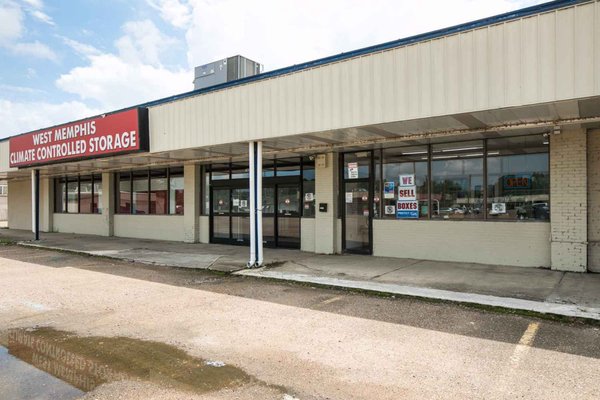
[1,0,599,272]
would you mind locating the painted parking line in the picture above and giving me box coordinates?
[510,322,540,366]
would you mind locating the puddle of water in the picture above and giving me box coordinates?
[0,328,255,397]
[0,344,83,400]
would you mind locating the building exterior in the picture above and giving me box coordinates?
[1,0,599,272]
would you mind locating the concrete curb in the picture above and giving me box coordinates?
[234,269,600,321]
[18,241,600,322]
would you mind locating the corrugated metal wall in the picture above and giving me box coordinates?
[145,2,599,152]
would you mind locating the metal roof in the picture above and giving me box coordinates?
[1,0,589,142]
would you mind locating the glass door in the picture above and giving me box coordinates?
[276,184,301,248]
[262,186,276,246]
[211,188,230,242]
[342,151,373,254]
[231,188,250,243]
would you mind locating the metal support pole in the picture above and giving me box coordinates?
[32,169,40,241]
[247,141,264,268]
[256,142,263,267]
[248,142,256,267]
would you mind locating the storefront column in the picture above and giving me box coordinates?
[587,128,600,273]
[550,127,587,272]
[184,164,200,243]
[314,152,339,254]
[39,177,53,233]
[102,172,114,236]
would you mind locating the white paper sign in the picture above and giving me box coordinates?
[384,205,396,215]
[347,162,358,179]
[232,198,240,206]
[399,174,415,187]
[239,200,248,208]
[397,186,417,201]
[304,192,314,202]
[345,192,353,203]
[491,203,506,215]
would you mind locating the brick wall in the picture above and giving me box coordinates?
[550,127,587,272]
[588,129,600,272]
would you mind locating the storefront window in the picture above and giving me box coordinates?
[210,163,230,180]
[487,135,549,220]
[132,171,149,214]
[55,178,66,213]
[79,176,93,213]
[431,141,484,220]
[116,167,184,215]
[66,178,78,213]
[118,172,131,213]
[380,146,429,219]
[302,157,315,217]
[54,175,102,214]
[231,163,249,179]
[169,167,184,215]
[93,174,102,214]
[276,159,301,177]
[150,169,168,215]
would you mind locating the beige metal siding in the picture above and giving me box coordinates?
[149,1,600,153]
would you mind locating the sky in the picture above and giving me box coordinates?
[0,0,546,139]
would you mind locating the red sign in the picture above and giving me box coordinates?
[9,108,148,167]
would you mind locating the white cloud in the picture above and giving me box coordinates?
[147,0,191,29]
[0,84,45,94]
[56,53,190,110]
[0,99,101,138]
[29,9,53,25]
[60,36,101,57]
[10,40,57,60]
[55,18,189,109]
[21,0,43,8]
[184,0,546,71]
[115,19,176,66]
[0,1,56,59]
[0,1,24,44]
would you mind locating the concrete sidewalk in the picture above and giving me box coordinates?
[2,229,599,321]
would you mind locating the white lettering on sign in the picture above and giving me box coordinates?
[9,108,144,168]
[397,186,417,201]
[399,174,415,187]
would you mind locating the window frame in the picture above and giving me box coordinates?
[54,174,102,214]
[114,167,185,215]
[372,134,550,222]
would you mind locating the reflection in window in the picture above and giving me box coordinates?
[150,169,168,215]
[93,174,102,214]
[118,172,131,213]
[67,178,78,213]
[79,176,93,213]
[132,172,148,214]
[55,178,66,213]
[380,146,429,219]
[169,168,184,215]
[431,141,484,220]
[487,136,549,221]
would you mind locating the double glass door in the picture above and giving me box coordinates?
[210,182,301,248]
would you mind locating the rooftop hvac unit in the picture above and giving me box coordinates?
[193,55,262,90]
